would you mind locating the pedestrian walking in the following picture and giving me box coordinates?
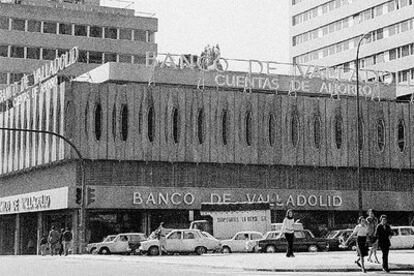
[155,222,167,256]
[48,226,61,256]
[366,209,379,264]
[39,235,48,256]
[376,214,393,273]
[58,228,65,256]
[281,209,299,258]
[62,227,73,256]
[344,216,369,273]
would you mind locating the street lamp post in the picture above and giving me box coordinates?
[355,32,371,216]
[0,127,86,254]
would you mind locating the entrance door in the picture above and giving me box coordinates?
[1,216,15,255]
[20,213,38,255]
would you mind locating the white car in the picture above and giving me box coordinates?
[390,226,414,249]
[200,231,222,252]
[86,235,117,254]
[263,231,281,240]
[95,233,147,254]
[139,229,216,255]
[221,231,264,253]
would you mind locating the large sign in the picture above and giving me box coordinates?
[0,187,68,215]
[0,47,79,108]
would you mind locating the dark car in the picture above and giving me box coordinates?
[127,234,148,255]
[326,229,357,251]
[257,229,336,253]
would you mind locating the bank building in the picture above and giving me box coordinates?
[1,5,414,256]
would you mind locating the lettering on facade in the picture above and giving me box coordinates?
[0,195,51,214]
[0,47,79,108]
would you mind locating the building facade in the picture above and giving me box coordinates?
[0,0,157,89]
[1,60,414,254]
[289,0,414,92]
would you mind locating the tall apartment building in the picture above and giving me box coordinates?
[0,0,158,89]
[289,0,414,96]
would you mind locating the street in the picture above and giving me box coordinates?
[0,250,413,276]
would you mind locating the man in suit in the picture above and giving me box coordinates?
[376,215,393,273]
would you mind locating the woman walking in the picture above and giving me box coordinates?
[366,209,379,264]
[344,216,369,273]
[281,209,299,258]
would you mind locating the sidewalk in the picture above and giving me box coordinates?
[70,250,414,272]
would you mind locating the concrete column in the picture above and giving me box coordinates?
[141,211,151,236]
[14,214,20,255]
[36,213,43,255]
[328,212,335,229]
[72,210,79,254]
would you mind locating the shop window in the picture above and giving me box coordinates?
[313,115,321,149]
[94,103,102,141]
[120,104,128,141]
[89,51,102,64]
[119,54,132,63]
[197,108,205,145]
[0,45,8,57]
[84,102,89,138]
[334,113,342,149]
[90,26,102,38]
[377,119,385,152]
[27,20,41,32]
[0,16,8,30]
[78,50,88,63]
[358,118,364,150]
[119,28,132,40]
[104,53,117,63]
[0,72,7,84]
[172,107,180,144]
[397,119,405,152]
[26,47,40,60]
[112,105,117,140]
[245,110,252,146]
[134,29,146,41]
[10,46,24,58]
[147,105,155,142]
[43,22,57,34]
[59,23,72,35]
[222,109,229,145]
[268,113,275,147]
[74,25,87,36]
[11,18,25,31]
[291,112,299,148]
[104,27,117,39]
[42,48,56,60]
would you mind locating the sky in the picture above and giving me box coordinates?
[103,0,290,63]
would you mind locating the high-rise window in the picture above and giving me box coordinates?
[27,47,40,60]
[0,16,8,30]
[59,23,72,35]
[377,119,385,152]
[11,18,25,31]
[120,104,128,141]
[119,54,132,63]
[0,45,8,57]
[119,28,132,40]
[0,72,7,84]
[147,105,155,142]
[197,108,205,145]
[42,49,56,60]
[27,20,41,32]
[10,46,24,58]
[397,119,405,152]
[268,113,275,147]
[89,51,102,64]
[335,112,342,149]
[74,25,87,36]
[134,30,146,41]
[90,26,102,38]
[43,22,57,34]
[78,50,88,63]
[245,111,252,146]
[104,53,117,63]
[172,108,180,144]
[222,109,229,146]
[94,103,102,141]
[104,27,117,39]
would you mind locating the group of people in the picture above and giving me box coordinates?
[281,209,393,273]
[39,226,73,256]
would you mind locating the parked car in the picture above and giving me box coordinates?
[390,226,414,249]
[325,229,356,250]
[200,231,222,252]
[257,229,331,253]
[220,231,264,253]
[127,233,148,255]
[94,233,147,254]
[139,229,217,256]
[86,234,117,254]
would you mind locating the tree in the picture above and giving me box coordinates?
[200,44,222,70]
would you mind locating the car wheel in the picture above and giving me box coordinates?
[195,246,207,255]
[308,245,318,252]
[222,246,231,254]
[351,245,357,251]
[99,247,111,255]
[90,247,97,254]
[265,245,276,253]
[148,246,160,256]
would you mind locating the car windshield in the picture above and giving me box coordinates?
[264,232,280,239]
[326,231,338,239]
[103,235,116,242]
[201,232,215,239]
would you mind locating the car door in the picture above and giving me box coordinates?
[165,231,182,252]
[398,228,413,249]
[294,231,306,251]
[229,233,248,252]
[182,231,198,252]
[113,235,129,253]
[390,228,400,249]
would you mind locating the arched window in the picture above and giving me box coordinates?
[334,113,342,149]
[172,107,180,144]
[120,104,128,141]
[313,115,321,149]
[111,104,116,140]
[94,103,102,141]
[84,101,89,138]
[147,105,155,142]
[358,118,363,151]
[397,119,405,152]
[377,119,385,152]
[268,113,275,147]
[291,112,299,147]
[245,111,252,146]
[197,108,204,145]
[222,109,228,145]
[138,107,142,135]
